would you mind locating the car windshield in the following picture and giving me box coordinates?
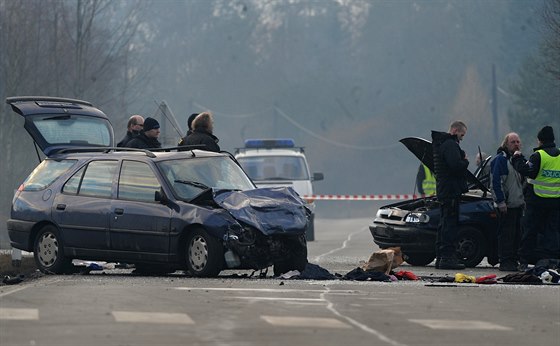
[157,156,255,200]
[237,155,309,181]
[32,114,112,146]
[21,159,78,191]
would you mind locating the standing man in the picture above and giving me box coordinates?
[178,113,199,146]
[126,117,162,149]
[181,112,220,152]
[117,114,144,147]
[416,164,436,196]
[490,133,525,271]
[511,126,560,270]
[432,121,469,269]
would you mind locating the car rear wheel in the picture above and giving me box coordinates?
[185,228,223,277]
[273,235,308,277]
[33,225,71,274]
[404,252,436,266]
[456,226,487,268]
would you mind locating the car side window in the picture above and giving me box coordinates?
[118,161,161,202]
[77,161,118,198]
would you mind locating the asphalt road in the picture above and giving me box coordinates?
[1,215,559,346]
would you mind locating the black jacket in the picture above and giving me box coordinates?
[511,142,560,206]
[431,130,469,200]
[117,130,138,147]
[181,128,220,152]
[126,132,162,149]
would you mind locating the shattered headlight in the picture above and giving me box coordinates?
[405,212,430,223]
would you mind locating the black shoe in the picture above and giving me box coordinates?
[436,257,466,270]
[499,261,519,272]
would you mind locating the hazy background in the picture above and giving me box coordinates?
[1,0,559,247]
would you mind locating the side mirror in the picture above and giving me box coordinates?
[155,188,169,204]
[312,172,324,182]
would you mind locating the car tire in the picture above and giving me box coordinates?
[273,235,308,277]
[404,252,436,266]
[185,228,223,277]
[456,226,487,268]
[33,225,72,274]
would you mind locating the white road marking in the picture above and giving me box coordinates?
[409,319,512,330]
[174,287,358,294]
[261,315,352,329]
[0,308,39,320]
[112,311,194,324]
[232,297,324,302]
[312,226,368,262]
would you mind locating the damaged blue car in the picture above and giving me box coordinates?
[6,96,310,277]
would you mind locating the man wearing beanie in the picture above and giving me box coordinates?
[126,117,162,149]
[512,126,560,270]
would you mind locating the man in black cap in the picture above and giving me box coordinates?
[512,126,560,270]
[126,117,162,149]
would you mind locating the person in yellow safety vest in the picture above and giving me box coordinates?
[511,126,560,270]
[416,164,436,195]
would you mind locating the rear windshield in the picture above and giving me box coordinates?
[33,114,111,146]
[21,159,77,191]
[237,156,309,181]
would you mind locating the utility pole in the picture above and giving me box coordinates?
[491,64,498,141]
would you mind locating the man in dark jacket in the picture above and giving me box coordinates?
[117,115,144,147]
[181,112,220,152]
[511,126,560,270]
[432,121,469,269]
[178,113,199,146]
[126,117,162,149]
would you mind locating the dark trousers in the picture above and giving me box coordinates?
[437,198,460,258]
[519,204,560,263]
[497,207,522,263]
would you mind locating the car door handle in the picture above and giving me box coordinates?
[56,204,66,210]
[114,208,124,215]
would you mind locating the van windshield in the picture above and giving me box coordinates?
[237,156,309,181]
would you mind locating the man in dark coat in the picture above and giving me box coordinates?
[432,120,469,269]
[511,125,560,270]
[126,117,162,149]
[181,112,220,152]
[178,113,199,146]
[117,115,144,147]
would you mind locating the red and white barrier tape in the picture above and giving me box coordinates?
[302,194,431,201]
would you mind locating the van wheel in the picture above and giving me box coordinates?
[185,228,223,277]
[33,225,71,274]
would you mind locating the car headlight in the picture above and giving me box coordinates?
[405,212,430,223]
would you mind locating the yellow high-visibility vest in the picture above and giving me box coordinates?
[527,149,560,198]
[422,164,436,195]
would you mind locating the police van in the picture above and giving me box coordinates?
[234,138,324,240]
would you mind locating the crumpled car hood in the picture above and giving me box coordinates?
[213,187,311,236]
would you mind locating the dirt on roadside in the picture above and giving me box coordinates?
[0,253,43,285]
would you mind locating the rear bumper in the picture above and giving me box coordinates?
[7,219,34,251]
[369,222,436,251]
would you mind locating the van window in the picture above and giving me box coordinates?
[237,156,308,181]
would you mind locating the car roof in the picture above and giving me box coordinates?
[48,148,227,161]
[6,96,114,157]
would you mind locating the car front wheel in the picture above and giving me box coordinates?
[185,228,223,277]
[404,252,436,266]
[456,226,487,268]
[33,225,71,274]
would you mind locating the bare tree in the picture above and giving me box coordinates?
[542,0,560,79]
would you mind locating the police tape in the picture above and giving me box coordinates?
[302,194,431,201]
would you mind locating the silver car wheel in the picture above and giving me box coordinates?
[37,232,59,268]
[189,235,209,271]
